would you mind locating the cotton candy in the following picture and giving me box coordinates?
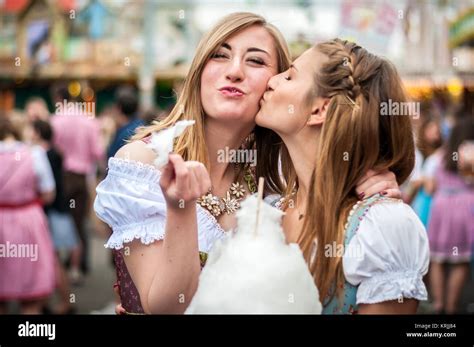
[146,120,195,168]
[186,195,322,314]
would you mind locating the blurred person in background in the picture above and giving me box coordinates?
[411,116,443,226]
[8,109,35,144]
[96,105,118,160]
[25,96,50,123]
[427,116,474,314]
[94,87,145,314]
[32,119,81,313]
[107,85,144,159]
[0,117,56,314]
[50,84,104,277]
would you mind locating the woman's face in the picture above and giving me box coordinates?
[201,25,279,125]
[256,48,325,136]
[424,121,441,145]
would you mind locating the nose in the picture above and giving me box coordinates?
[266,74,279,91]
[225,58,244,83]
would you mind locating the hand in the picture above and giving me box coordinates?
[113,283,126,315]
[355,169,401,199]
[115,304,126,315]
[160,154,211,209]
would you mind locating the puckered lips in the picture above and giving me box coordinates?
[260,90,271,105]
[219,86,245,98]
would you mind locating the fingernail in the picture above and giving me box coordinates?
[358,192,365,199]
[381,191,387,196]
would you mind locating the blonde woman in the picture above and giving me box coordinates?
[94,13,400,314]
[257,39,429,314]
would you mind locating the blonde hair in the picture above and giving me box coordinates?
[132,12,292,194]
[297,39,415,305]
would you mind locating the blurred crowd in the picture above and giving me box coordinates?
[403,101,474,314]
[0,84,169,314]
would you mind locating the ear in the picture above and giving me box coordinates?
[307,97,330,126]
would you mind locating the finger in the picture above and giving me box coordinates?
[187,164,202,199]
[356,169,379,187]
[361,180,392,199]
[188,162,210,195]
[159,161,174,189]
[112,282,125,315]
[197,164,211,194]
[355,170,394,197]
[381,188,402,199]
[169,154,189,195]
[113,282,120,298]
[115,304,126,315]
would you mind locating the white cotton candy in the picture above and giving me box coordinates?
[146,120,195,168]
[186,195,322,314]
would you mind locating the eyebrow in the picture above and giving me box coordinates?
[221,43,270,56]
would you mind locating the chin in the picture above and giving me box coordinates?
[255,111,265,126]
[255,111,273,130]
[208,108,254,123]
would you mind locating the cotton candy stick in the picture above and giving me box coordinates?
[254,177,265,236]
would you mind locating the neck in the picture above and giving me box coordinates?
[205,118,254,187]
[280,128,320,205]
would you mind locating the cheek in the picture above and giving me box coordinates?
[201,63,221,91]
[200,63,222,114]
[247,70,274,98]
[274,88,310,126]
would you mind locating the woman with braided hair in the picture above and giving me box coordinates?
[257,38,429,314]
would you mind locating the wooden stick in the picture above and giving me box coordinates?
[254,177,265,236]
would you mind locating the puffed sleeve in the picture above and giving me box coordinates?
[343,200,430,304]
[94,157,166,250]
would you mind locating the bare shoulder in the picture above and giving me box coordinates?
[115,140,155,165]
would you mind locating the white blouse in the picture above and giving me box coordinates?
[95,158,429,305]
[0,141,55,193]
[94,157,226,252]
[343,200,430,304]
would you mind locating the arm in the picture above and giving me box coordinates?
[115,141,210,314]
[343,203,430,315]
[423,177,436,195]
[90,120,105,163]
[404,179,422,205]
[31,146,56,205]
[355,169,401,199]
[358,299,418,314]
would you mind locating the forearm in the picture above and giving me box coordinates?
[423,178,436,195]
[147,204,201,313]
[358,299,419,314]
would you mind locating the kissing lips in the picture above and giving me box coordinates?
[219,86,245,98]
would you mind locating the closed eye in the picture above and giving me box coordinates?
[248,57,266,66]
[212,52,228,59]
[285,75,291,81]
